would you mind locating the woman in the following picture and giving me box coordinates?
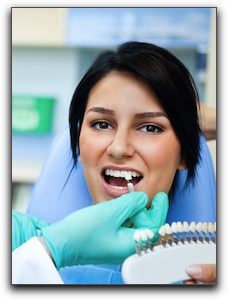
[13,41,215,284]
[69,41,200,206]
[66,41,215,284]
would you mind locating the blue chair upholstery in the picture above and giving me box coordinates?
[26,127,216,284]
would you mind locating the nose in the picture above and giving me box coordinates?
[107,128,134,159]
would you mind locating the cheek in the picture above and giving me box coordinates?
[79,129,101,164]
[140,136,182,198]
[79,134,93,163]
[141,137,181,167]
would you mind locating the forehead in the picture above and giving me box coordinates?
[86,72,163,111]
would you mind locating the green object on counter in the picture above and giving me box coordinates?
[12,95,56,134]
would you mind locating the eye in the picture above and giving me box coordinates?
[139,124,163,134]
[91,121,113,130]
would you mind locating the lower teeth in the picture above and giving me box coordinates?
[109,185,126,190]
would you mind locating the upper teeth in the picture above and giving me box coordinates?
[104,169,141,180]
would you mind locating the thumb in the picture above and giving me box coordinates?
[131,192,169,228]
[148,192,169,227]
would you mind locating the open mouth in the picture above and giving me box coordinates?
[102,169,143,190]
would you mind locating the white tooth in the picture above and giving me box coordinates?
[183,221,189,232]
[105,169,110,176]
[196,222,203,232]
[140,230,148,241]
[189,221,196,232]
[120,171,126,178]
[158,225,166,237]
[165,223,172,235]
[145,228,154,239]
[110,169,114,176]
[177,221,183,232]
[208,222,214,233]
[110,185,125,190]
[125,172,132,181]
[133,230,141,242]
[136,172,141,177]
[202,222,208,232]
[113,170,120,177]
[171,222,177,233]
[132,171,136,177]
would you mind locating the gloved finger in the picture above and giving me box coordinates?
[131,192,168,227]
[12,216,29,251]
[31,216,49,230]
[109,227,139,264]
[12,210,49,229]
[147,192,169,228]
[130,192,169,243]
[147,192,169,243]
[130,207,151,228]
[121,218,132,228]
[12,211,49,251]
[108,192,148,228]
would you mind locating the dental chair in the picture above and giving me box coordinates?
[26,127,216,284]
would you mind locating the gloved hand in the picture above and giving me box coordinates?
[41,192,149,269]
[12,210,49,251]
[130,192,169,244]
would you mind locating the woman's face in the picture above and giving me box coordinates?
[79,72,185,206]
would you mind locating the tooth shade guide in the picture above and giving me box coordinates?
[201,222,208,232]
[189,221,196,232]
[208,222,215,232]
[196,222,203,232]
[158,225,166,237]
[171,222,177,233]
[133,230,141,242]
[122,241,216,284]
[145,229,154,239]
[127,182,134,192]
[165,223,172,235]
[183,221,189,232]
[159,222,216,244]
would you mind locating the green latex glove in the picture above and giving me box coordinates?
[130,192,169,244]
[41,192,148,269]
[12,210,49,251]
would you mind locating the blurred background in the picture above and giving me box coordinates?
[12,7,216,212]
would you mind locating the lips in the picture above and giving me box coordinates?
[101,167,143,197]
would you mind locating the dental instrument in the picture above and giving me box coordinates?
[125,172,134,193]
[121,221,216,284]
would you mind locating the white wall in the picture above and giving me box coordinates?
[12,47,79,133]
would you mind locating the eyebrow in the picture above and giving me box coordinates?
[135,112,168,119]
[87,107,114,115]
[87,107,168,119]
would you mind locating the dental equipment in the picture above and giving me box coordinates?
[125,172,134,193]
[122,221,216,284]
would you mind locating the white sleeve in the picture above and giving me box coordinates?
[12,236,64,284]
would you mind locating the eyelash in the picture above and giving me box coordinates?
[91,121,113,130]
[91,121,163,134]
[138,124,164,134]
